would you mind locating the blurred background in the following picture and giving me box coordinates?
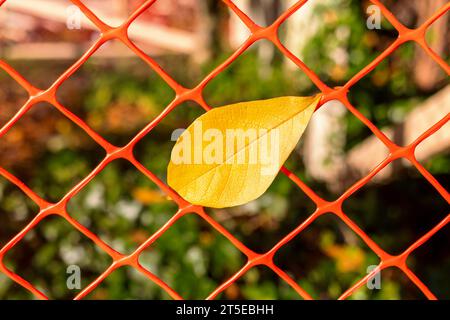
[0,0,449,300]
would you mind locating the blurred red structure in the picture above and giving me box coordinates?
[0,0,449,300]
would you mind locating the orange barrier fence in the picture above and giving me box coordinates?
[0,0,449,300]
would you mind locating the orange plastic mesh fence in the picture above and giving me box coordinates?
[0,0,449,300]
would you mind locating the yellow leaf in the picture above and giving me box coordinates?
[167,95,321,208]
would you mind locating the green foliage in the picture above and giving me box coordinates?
[0,0,448,300]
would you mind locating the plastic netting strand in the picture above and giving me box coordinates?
[0,0,449,300]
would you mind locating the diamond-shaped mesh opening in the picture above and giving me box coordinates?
[393,42,448,93]
[216,265,302,300]
[349,267,426,300]
[345,40,449,183]
[56,39,175,146]
[3,215,113,299]
[67,158,178,255]
[203,40,316,107]
[406,224,450,299]
[274,213,380,299]
[133,101,205,179]
[346,42,440,139]
[342,158,449,255]
[278,0,398,86]
[0,0,101,89]
[0,102,105,202]
[128,0,251,87]
[205,173,316,253]
[138,213,247,299]
[0,177,39,248]
[85,266,172,300]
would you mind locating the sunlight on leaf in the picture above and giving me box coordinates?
[167,95,321,208]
